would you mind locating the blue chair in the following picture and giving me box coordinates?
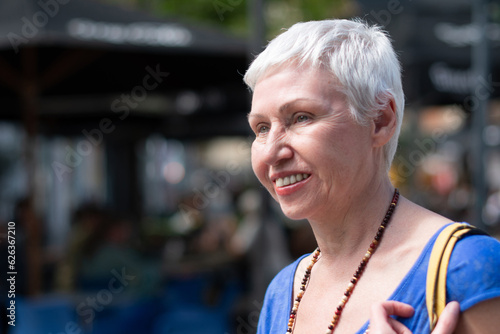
[162,275,210,308]
[90,297,162,334]
[152,307,229,334]
[157,273,242,334]
[11,296,79,334]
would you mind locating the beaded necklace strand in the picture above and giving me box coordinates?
[286,189,400,334]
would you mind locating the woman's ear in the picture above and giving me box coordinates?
[372,97,397,148]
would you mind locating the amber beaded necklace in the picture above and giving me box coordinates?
[286,188,400,334]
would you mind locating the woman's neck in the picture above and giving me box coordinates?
[308,179,396,261]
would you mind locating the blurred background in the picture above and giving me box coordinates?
[0,0,499,333]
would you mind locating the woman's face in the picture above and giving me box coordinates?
[248,65,376,222]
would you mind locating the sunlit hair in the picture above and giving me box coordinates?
[244,19,404,171]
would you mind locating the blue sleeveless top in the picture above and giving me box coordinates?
[257,223,500,334]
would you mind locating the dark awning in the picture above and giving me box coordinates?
[0,0,247,54]
[0,0,251,138]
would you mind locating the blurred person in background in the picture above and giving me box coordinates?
[55,205,161,297]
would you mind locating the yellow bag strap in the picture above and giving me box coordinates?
[426,223,478,331]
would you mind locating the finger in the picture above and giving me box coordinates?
[369,301,415,334]
[372,301,415,319]
[432,301,460,334]
[386,317,413,334]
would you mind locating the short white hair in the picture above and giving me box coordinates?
[244,19,404,171]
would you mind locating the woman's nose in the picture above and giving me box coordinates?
[261,128,293,166]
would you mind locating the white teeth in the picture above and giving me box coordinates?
[283,176,290,186]
[275,173,310,187]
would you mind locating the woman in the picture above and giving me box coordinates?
[244,19,500,334]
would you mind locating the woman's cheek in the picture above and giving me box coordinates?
[251,144,275,195]
[251,143,265,181]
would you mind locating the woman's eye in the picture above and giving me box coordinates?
[256,125,270,134]
[296,115,309,123]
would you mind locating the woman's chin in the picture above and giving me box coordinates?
[279,205,310,221]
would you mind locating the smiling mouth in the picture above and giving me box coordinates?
[275,174,310,188]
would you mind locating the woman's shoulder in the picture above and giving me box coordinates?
[449,226,500,268]
[449,224,500,269]
[447,225,500,310]
[389,223,500,332]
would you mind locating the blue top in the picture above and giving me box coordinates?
[257,223,500,334]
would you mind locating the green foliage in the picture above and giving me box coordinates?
[492,1,500,24]
[264,0,353,37]
[112,0,355,39]
[152,0,249,37]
